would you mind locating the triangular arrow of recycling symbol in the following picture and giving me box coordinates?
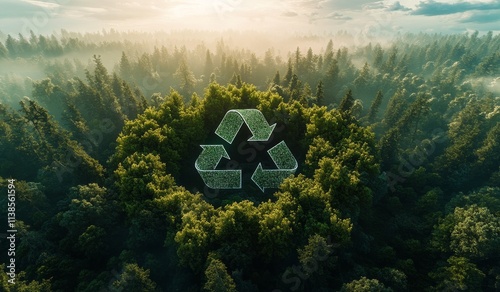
[251,141,298,192]
[215,109,276,143]
[195,109,297,191]
[195,145,241,189]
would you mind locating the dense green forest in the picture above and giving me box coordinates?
[0,30,499,291]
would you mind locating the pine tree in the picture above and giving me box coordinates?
[326,58,339,92]
[324,40,334,70]
[204,49,214,79]
[305,47,314,73]
[294,47,302,74]
[284,58,293,85]
[273,70,280,85]
[174,58,197,98]
[315,80,324,105]
[235,74,243,88]
[18,33,31,57]
[63,102,90,143]
[5,34,17,57]
[119,51,133,79]
[354,62,371,88]
[203,256,237,292]
[300,82,312,106]
[339,89,355,113]
[373,43,384,69]
[229,72,238,85]
[384,47,398,73]
[367,90,383,122]
[289,74,301,100]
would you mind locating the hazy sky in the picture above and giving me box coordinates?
[1,0,499,37]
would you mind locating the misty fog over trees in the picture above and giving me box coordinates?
[0,29,499,291]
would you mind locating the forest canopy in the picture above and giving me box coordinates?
[0,30,499,291]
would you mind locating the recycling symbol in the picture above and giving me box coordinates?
[195,109,298,191]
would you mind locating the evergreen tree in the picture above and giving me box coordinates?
[338,89,355,113]
[288,74,301,100]
[315,80,324,105]
[119,51,133,80]
[284,58,293,85]
[367,90,383,122]
[294,47,302,74]
[373,43,384,69]
[5,34,17,57]
[204,49,214,79]
[174,58,197,98]
[203,256,237,292]
[112,264,157,292]
[273,70,280,85]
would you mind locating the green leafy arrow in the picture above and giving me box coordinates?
[251,164,296,192]
[251,141,298,192]
[195,145,241,189]
[198,170,241,189]
[196,145,229,170]
[267,141,298,169]
[215,109,276,144]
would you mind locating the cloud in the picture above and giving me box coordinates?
[386,1,411,11]
[1,0,499,37]
[61,0,175,20]
[23,0,59,9]
[0,0,50,18]
[320,0,383,10]
[306,11,352,23]
[459,10,500,23]
[282,11,298,17]
[325,12,352,20]
[412,0,500,16]
[362,1,387,10]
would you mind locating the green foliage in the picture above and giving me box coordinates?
[339,89,355,113]
[0,265,52,291]
[304,137,335,176]
[315,80,324,105]
[55,183,119,265]
[202,83,240,130]
[429,256,485,291]
[175,197,217,271]
[436,101,484,177]
[304,106,378,217]
[450,206,500,258]
[474,122,500,177]
[446,186,500,213]
[297,234,334,277]
[432,204,500,258]
[174,58,197,97]
[277,176,352,246]
[1,30,500,292]
[115,153,176,215]
[112,263,157,292]
[257,199,295,258]
[475,52,500,75]
[15,99,104,185]
[76,225,107,258]
[203,256,237,292]
[340,277,391,292]
[214,201,260,260]
[367,91,383,123]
